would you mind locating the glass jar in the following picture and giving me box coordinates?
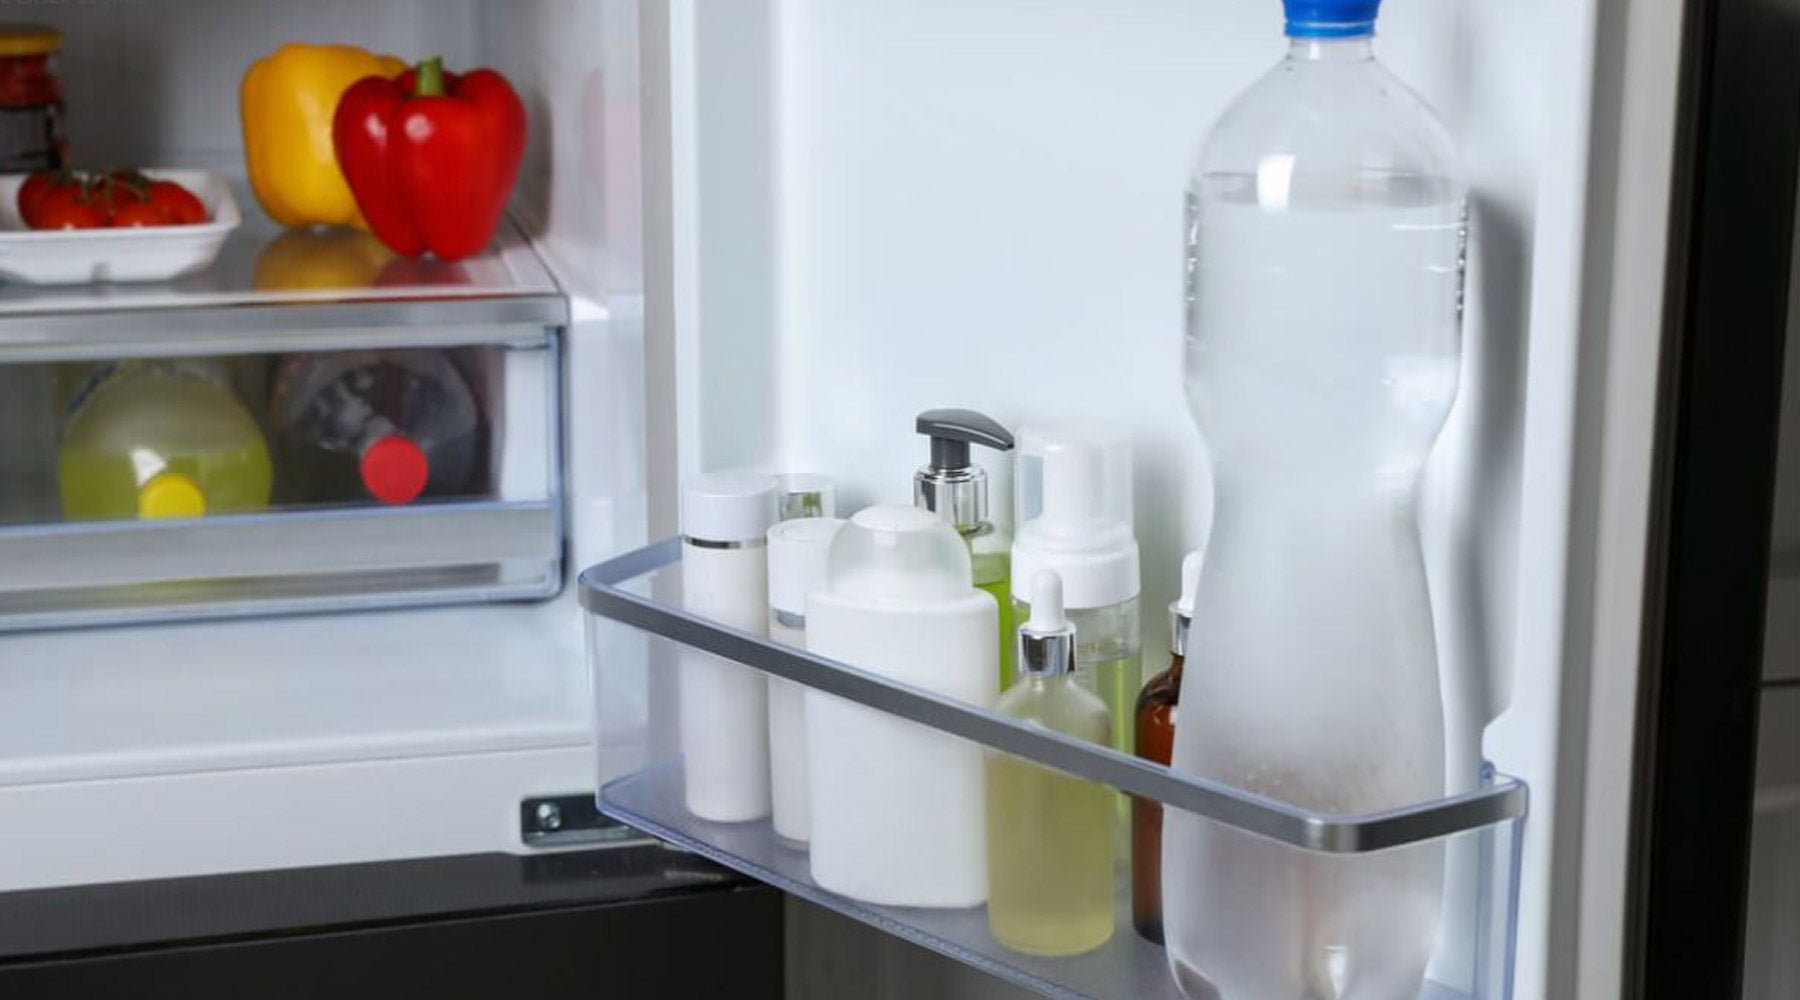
[0,24,66,172]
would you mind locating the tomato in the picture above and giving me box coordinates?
[109,198,171,227]
[30,185,107,229]
[144,181,206,224]
[17,171,66,226]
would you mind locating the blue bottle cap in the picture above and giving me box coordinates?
[1283,0,1381,38]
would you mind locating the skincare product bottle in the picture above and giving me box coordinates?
[1011,422,1141,857]
[766,513,844,847]
[987,570,1114,956]
[1132,550,1201,944]
[1011,421,1141,757]
[679,471,777,822]
[805,504,997,907]
[914,408,1016,691]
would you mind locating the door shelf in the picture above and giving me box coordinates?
[580,540,1529,1000]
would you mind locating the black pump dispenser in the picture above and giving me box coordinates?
[914,408,1013,532]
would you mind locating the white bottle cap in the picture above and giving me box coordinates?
[1011,422,1140,609]
[825,504,972,605]
[1025,570,1067,632]
[1170,549,1203,656]
[681,471,777,545]
[1175,550,1202,617]
[768,516,846,617]
[1018,570,1077,678]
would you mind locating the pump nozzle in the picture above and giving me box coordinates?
[916,409,1014,471]
[914,408,1014,532]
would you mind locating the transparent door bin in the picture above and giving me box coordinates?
[0,338,562,630]
[581,541,1527,1000]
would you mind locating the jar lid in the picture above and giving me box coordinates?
[824,504,972,605]
[681,471,777,545]
[0,25,62,57]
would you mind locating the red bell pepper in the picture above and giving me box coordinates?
[332,56,525,262]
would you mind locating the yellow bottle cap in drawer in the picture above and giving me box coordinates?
[139,472,206,519]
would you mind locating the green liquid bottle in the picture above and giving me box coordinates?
[914,408,1017,691]
[987,570,1115,956]
[969,524,1014,687]
[58,359,273,521]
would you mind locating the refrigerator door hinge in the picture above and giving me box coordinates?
[519,794,649,848]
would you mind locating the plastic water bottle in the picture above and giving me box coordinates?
[1165,2,1466,998]
[270,350,481,506]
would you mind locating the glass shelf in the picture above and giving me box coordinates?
[0,180,566,364]
[580,539,1528,1000]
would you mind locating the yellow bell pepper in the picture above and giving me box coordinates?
[240,43,405,230]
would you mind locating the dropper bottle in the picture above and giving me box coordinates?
[1131,549,1201,944]
[985,571,1115,957]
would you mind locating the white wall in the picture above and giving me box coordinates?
[47,0,477,166]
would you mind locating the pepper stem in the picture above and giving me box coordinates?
[413,56,446,97]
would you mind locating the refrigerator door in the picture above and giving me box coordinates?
[1628,0,1800,996]
[632,0,1696,996]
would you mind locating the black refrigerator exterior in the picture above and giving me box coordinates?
[1629,0,1799,996]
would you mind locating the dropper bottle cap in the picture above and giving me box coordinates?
[1016,570,1076,679]
[1168,550,1202,657]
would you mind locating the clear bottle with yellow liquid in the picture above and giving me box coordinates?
[58,359,273,520]
[986,570,1115,957]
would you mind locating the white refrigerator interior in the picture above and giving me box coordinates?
[0,0,648,888]
[0,0,1699,998]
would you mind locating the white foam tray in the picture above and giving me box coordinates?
[0,169,241,284]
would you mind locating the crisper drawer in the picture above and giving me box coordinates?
[0,321,563,631]
[580,541,1528,1000]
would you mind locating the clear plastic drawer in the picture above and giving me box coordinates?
[0,224,566,631]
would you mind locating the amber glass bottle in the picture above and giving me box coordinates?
[1131,551,1200,944]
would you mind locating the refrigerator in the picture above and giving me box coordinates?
[0,1,1792,998]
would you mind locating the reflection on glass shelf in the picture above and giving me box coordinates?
[603,764,1482,1000]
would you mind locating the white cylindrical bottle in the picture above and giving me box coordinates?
[766,514,844,847]
[679,471,777,822]
[805,504,998,907]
